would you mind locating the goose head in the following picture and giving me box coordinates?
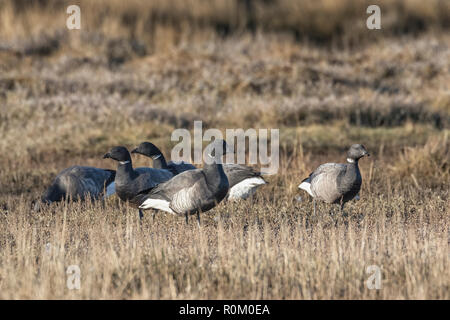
[347,144,370,162]
[103,146,132,163]
[204,139,234,164]
[131,142,162,159]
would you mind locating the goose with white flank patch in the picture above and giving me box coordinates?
[138,139,232,225]
[298,144,369,214]
[34,166,116,211]
[222,164,266,200]
[132,141,266,200]
[103,146,173,219]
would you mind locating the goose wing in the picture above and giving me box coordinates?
[139,169,206,214]
[309,163,346,180]
[133,167,173,191]
[167,161,197,175]
[43,166,115,202]
[69,166,116,197]
[222,164,264,187]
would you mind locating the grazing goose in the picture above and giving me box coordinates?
[298,144,369,214]
[131,142,196,175]
[132,141,266,200]
[103,146,173,218]
[138,139,231,225]
[34,166,116,211]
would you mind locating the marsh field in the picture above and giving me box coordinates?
[0,0,449,299]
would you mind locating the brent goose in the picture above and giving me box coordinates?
[35,166,115,210]
[132,141,265,200]
[298,144,369,214]
[103,146,173,218]
[138,139,231,225]
[131,142,196,175]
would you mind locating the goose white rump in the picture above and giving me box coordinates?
[228,177,266,200]
[139,198,175,214]
[298,180,314,197]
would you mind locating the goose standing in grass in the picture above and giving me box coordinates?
[103,146,173,219]
[131,142,196,175]
[34,166,116,211]
[138,139,232,225]
[132,141,266,200]
[298,144,369,214]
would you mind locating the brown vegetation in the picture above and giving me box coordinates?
[0,0,448,299]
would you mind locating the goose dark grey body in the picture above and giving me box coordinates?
[38,166,116,207]
[103,146,173,208]
[138,139,231,225]
[299,144,369,213]
[132,142,266,200]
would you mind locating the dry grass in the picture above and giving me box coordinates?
[0,148,448,299]
[0,0,449,299]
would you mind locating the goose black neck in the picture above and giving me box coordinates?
[152,152,168,169]
[203,161,227,187]
[345,160,360,177]
[116,160,138,181]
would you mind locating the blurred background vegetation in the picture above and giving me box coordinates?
[1,0,449,45]
[0,0,448,183]
[0,0,448,189]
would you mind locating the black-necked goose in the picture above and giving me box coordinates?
[131,142,196,175]
[35,166,116,210]
[103,146,173,217]
[298,144,369,214]
[138,139,231,225]
[132,141,266,200]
